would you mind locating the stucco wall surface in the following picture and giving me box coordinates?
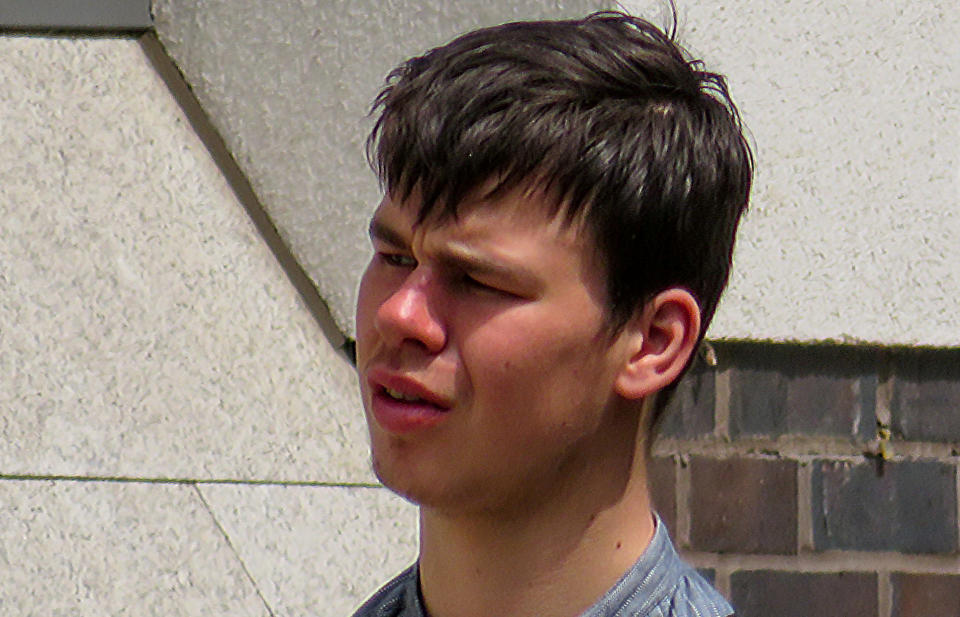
[151,0,605,338]
[0,36,368,483]
[625,0,960,346]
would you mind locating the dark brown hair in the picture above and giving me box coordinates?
[368,10,753,425]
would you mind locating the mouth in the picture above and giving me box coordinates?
[383,386,427,403]
[366,369,451,434]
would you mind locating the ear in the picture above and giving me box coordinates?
[614,288,702,400]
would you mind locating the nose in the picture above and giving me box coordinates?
[375,268,446,353]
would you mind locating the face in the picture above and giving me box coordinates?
[355,188,639,516]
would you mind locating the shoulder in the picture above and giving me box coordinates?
[350,565,419,617]
[596,516,734,617]
[645,566,733,617]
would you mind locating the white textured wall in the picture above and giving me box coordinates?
[625,0,960,346]
[0,36,417,615]
[152,0,605,338]
[1,36,363,483]
[159,0,959,347]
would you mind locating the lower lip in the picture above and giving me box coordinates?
[370,390,449,434]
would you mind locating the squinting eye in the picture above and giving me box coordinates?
[463,275,494,291]
[381,253,417,268]
[461,274,517,298]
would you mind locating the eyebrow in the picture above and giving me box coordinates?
[435,242,543,295]
[368,216,409,248]
[436,244,521,279]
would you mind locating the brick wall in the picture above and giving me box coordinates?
[652,343,960,617]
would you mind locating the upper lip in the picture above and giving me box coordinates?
[366,367,452,409]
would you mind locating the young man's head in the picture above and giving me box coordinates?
[356,11,752,513]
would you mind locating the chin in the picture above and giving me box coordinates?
[369,443,436,503]
[370,455,422,505]
[368,427,442,504]
[371,450,481,513]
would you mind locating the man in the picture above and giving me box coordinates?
[352,10,752,617]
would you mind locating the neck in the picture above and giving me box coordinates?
[417,412,655,617]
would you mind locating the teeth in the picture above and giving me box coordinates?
[384,387,423,402]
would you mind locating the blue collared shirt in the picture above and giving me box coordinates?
[351,517,734,617]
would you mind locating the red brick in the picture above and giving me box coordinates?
[689,457,797,554]
[731,571,877,617]
[892,573,960,617]
[648,456,677,534]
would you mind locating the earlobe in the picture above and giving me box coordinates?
[614,288,701,400]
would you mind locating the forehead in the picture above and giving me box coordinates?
[374,184,593,248]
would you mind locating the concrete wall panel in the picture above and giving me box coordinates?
[156,0,959,347]
[198,484,418,617]
[0,36,370,483]
[152,0,605,337]
[0,0,151,30]
[625,0,960,346]
[0,480,269,616]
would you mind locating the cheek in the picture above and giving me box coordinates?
[355,264,388,354]
[460,310,607,410]
[355,264,375,322]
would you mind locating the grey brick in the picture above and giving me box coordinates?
[811,459,958,554]
[659,360,716,439]
[726,345,788,437]
[731,571,877,617]
[696,568,715,584]
[648,456,677,535]
[724,343,877,441]
[891,349,960,442]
